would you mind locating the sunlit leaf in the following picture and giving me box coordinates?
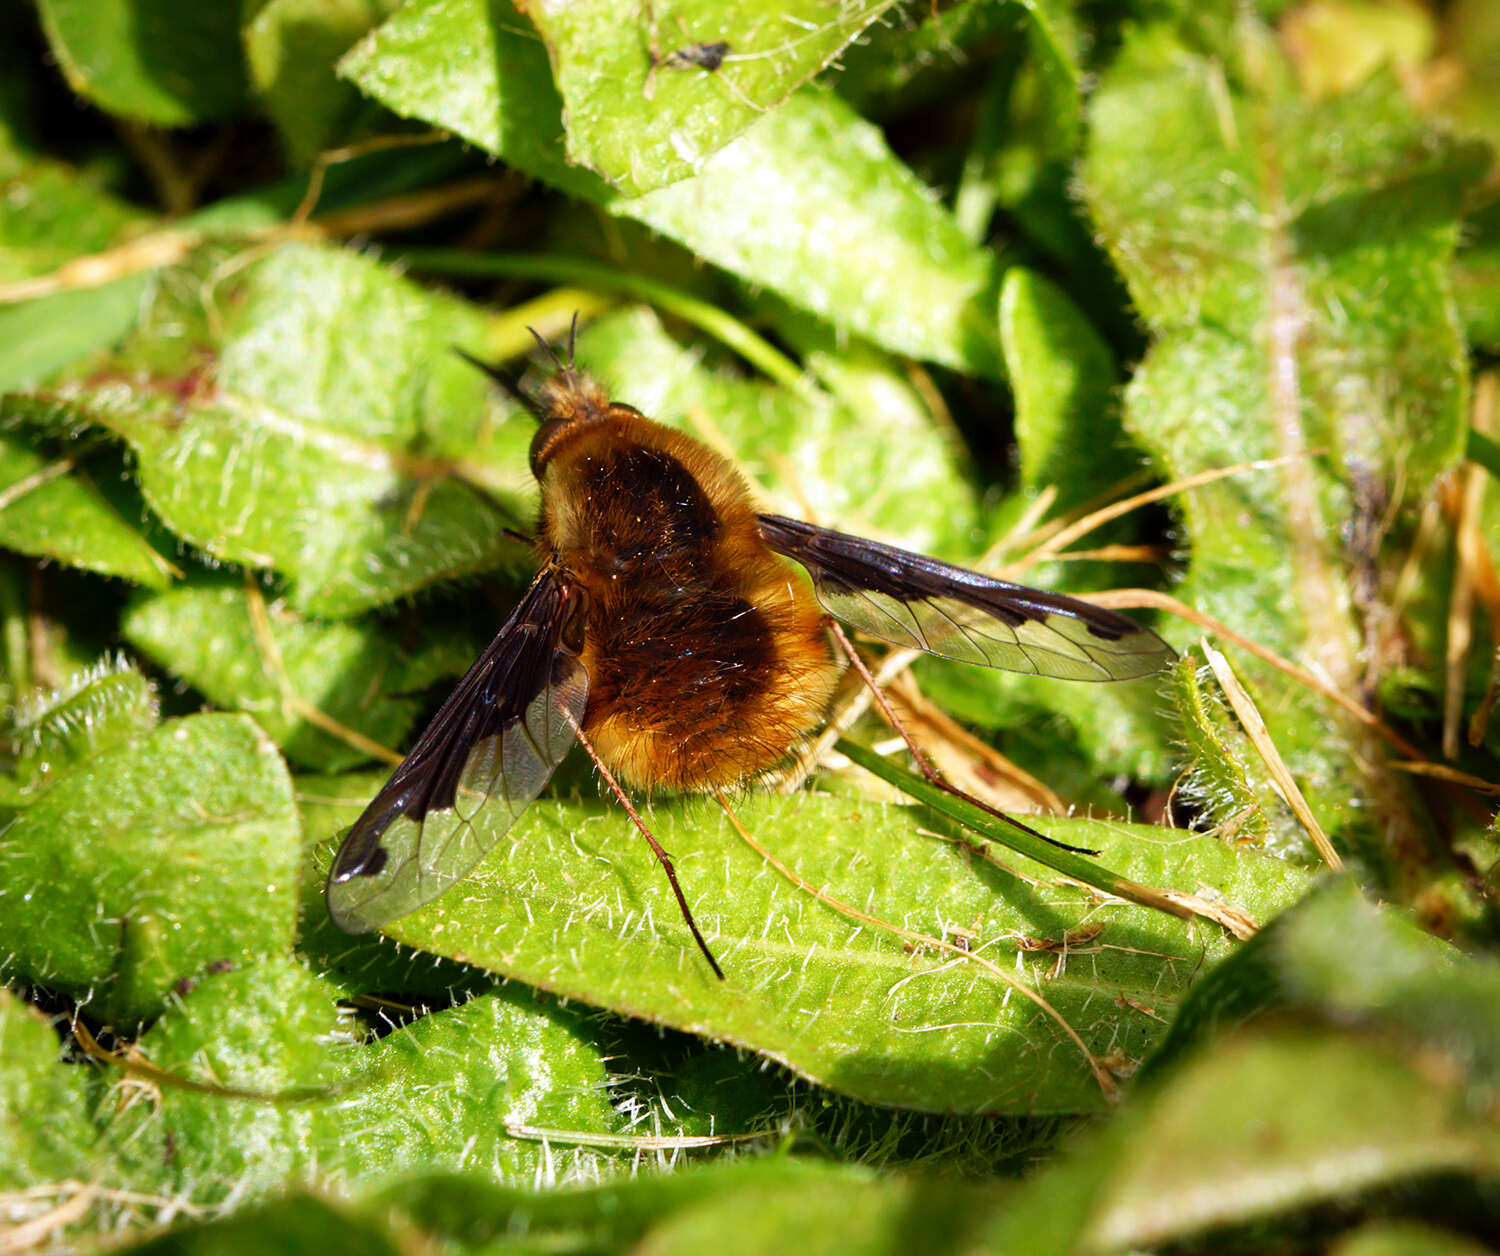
[0,713,300,1021]
[365,790,1311,1115]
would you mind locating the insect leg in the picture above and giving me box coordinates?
[824,618,1099,858]
[561,708,726,980]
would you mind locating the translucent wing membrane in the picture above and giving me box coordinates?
[326,568,589,934]
[757,514,1174,682]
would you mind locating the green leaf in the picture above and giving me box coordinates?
[0,988,101,1189]
[11,244,530,617]
[0,713,300,1022]
[614,91,1005,376]
[981,1026,1500,1252]
[107,957,633,1202]
[1080,23,1478,874]
[338,0,607,198]
[1330,1223,1499,1256]
[836,1,1028,118]
[342,2,1003,374]
[361,789,1310,1115]
[6,659,159,801]
[1143,876,1500,1091]
[528,0,900,195]
[0,427,177,589]
[35,0,250,126]
[122,1160,991,1254]
[572,307,980,553]
[1001,267,1122,508]
[244,0,403,167]
[123,579,433,772]
[115,1194,402,1256]
[1166,653,1276,846]
[295,770,495,1000]
[0,157,156,389]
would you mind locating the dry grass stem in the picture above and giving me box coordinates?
[1202,639,1342,871]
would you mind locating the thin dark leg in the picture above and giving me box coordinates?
[824,618,1098,858]
[563,709,725,980]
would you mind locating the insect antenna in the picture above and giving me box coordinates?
[525,313,583,393]
[824,619,1099,858]
[561,707,726,980]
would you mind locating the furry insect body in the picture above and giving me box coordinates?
[326,330,1175,962]
[532,377,836,791]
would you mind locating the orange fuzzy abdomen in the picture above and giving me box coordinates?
[538,413,837,791]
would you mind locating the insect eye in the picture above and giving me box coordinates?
[529,419,569,477]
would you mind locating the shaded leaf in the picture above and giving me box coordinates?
[244,0,403,167]
[123,579,438,772]
[35,0,250,125]
[1143,876,1500,1091]
[0,426,176,589]
[0,154,155,390]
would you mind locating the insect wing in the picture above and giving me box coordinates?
[326,568,589,934]
[758,514,1174,682]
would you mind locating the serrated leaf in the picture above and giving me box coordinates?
[341,1,1003,374]
[35,0,249,126]
[106,957,630,1203]
[0,427,177,588]
[356,790,1310,1115]
[123,580,429,772]
[0,713,300,1022]
[1080,24,1478,871]
[11,244,531,618]
[8,660,159,800]
[528,0,898,195]
[1166,653,1275,846]
[834,0,1031,116]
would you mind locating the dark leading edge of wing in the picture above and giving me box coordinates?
[757,514,1175,682]
[326,567,589,935]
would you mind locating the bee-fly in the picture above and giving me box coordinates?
[326,320,1175,977]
